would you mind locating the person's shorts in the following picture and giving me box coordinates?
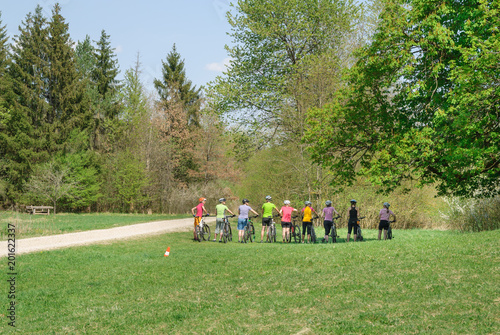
[302,221,312,235]
[194,216,201,228]
[323,220,333,235]
[348,220,358,234]
[215,218,224,234]
[237,218,248,230]
[379,220,389,231]
[262,217,272,226]
[281,221,292,228]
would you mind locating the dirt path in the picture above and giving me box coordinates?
[0,217,215,257]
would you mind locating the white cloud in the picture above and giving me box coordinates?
[205,57,231,72]
[115,45,123,53]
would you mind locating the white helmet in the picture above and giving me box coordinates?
[284,200,291,205]
[265,195,272,200]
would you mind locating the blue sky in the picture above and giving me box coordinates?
[1,0,234,92]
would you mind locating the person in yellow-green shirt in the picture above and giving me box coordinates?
[214,198,235,242]
[261,195,280,243]
[301,201,317,243]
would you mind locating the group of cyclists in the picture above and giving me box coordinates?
[191,196,396,243]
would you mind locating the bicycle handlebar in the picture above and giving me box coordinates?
[249,215,259,219]
[358,216,366,220]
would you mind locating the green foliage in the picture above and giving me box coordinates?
[208,0,360,137]
[305,0,500,198]
[101,149,150,212]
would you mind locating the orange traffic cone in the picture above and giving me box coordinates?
[164,247,170,257]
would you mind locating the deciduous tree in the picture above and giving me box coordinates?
[305,0,500,197]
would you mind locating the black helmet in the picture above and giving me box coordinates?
[350,199,357,203]
[242,198,249,204]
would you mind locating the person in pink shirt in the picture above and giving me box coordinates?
[378,202,396,240]
[279,200,297,243]
[191,197,209,241]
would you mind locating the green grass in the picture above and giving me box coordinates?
[0,211,190,240]
[0,227,498,334]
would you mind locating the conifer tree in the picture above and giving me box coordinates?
[93,29,120,118]
[154,44,202,126]
[47,3,89,136]
[5,6,51,199]
[0,11,11,128]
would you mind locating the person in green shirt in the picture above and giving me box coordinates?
[214,198,235,242]
[261,195,280,243]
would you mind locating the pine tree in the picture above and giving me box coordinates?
[6,6,51,193]
[154,44,202,126]
[93,29,120,118]
[0,11,12,127]
[46,3,89,137]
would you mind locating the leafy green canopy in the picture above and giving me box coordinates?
[305,0,500,198]
[208,0,359,132]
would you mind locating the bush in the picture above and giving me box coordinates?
[441,196,500,232]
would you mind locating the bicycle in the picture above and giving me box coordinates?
[356,216,365,241]
[195,214,211,242]
[247,215,257,240]
[243,215,258,243]
[310,216,319,243]
[222,215,235,243]
[387,220,395,240]
[329,215,341,243]
[266,214,279,243]
[289,215,301,243]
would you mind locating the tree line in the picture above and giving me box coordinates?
[0,4,238,213]
[0,0,498,226]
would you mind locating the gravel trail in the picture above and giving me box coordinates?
[0,217,215,257]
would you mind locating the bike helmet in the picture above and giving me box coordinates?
[265,195,272,200]
[350,199,357,203]
[242,198,249,204]
[219,198,226,203]
[305,201,312,206]
[284,200,291,205]
[199,197,206,202]
[383,202,390,207]
[325,200,332,206]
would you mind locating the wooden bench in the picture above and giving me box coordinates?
[26,206,54,215]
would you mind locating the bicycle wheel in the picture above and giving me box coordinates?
[311,226,317,243]
[251,224,255,239]
[357,226,363,241]
[202,224,211,241]
[293,225,301,243]
[222,224,228,243]
[387,227,393,240]
[271,225,276,243]
[228,225,233,242]
[248,226,253,243]
[195,225,202,242]
[331,227,337,243]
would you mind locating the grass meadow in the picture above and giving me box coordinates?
[0,212,190,240]
[0,224,498,334]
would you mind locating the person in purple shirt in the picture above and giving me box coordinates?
[378,202,396,240]
[321,200,340,243]
[238,199,259,243]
